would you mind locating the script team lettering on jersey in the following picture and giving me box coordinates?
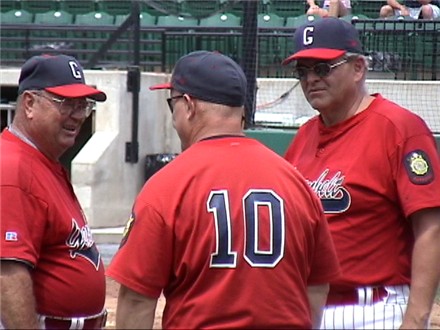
[305,169,352,213]
[66,218,101,270]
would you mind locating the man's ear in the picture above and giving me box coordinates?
[184,94,196,119]
[353,57,367,81]
[22,91,37,119]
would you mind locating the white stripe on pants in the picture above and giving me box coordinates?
[320,285,416,329]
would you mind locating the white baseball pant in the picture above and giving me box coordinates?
[321,285,414,329]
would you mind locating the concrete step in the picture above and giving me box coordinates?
[92,226,124,244]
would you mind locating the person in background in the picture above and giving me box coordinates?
[107,50,341,329]
[307,0,351,17]
[0,54,108,329]
[380,0,440,19]
[282,17,440,329]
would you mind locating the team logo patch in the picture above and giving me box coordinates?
[404,150,434,185]
[119,213,135,248]
[306,169,352,214]
[66,219,101,270]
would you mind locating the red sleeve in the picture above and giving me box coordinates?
[106,199,173,299]
[0,186,47,266]
[393,133,440,217]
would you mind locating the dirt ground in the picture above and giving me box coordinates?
[104,277,440,329]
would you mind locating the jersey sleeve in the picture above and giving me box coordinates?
[0,186,47,267]
[393,132,440,218]
[106,200,174,299]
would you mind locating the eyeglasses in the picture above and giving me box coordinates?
[294,59,348,80]
[166,95,184,113]
[33,92,96,118]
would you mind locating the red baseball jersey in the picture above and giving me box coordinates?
[285,94,440,289]
[0,129,105,317]
[107,136,340,329]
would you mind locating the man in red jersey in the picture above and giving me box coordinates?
[0,54,107,329]
[282,17,440,329]
[107,50,340,329]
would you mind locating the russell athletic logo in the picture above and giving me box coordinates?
[305,169,351,213]
[66,219,101,270]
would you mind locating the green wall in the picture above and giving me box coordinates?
[245,128,297,156]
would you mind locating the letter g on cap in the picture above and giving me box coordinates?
[303,26,314,46]
[69,61,82,79]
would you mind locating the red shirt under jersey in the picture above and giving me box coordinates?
[285,94,440,289]
[0,129,105,317]
[107,136,340,329]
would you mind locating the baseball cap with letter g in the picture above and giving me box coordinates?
[282,17,363,65]
[150,50,247,107]
[18,54,106,101]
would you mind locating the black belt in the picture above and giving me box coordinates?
[39,310,107,330]
[326,286,388,306]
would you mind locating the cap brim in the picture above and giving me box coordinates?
[46,84,107,102]
[149,82,172,90]
[282,49,346,65]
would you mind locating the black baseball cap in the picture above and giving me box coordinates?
[18,54,107,101]
[282,17,363,65]
[150,51,247,107]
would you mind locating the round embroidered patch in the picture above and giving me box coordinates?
[404,150,434,185]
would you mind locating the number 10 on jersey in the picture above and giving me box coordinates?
[207,189,285,269]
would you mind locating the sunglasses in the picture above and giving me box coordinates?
[166,95,185,113]
[294,59,348,80]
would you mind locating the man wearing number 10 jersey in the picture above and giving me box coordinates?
[106,51,341,329]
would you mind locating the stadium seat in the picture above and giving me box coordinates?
[156,14,198,27]
[198,12,241,27]
[59,0,97,15]
[0,9,33,23]
[21,0,59,14]
[75,11,114,25]
[340,13,370,22]
[285,14,320,29]
[114,12,157,26]
[257,13,285,28]
[34,10,73,25]
[140,12,158,26]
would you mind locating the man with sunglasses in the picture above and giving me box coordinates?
[282,17,440,329]
[107,50,341,329]
[0,54,108,329]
